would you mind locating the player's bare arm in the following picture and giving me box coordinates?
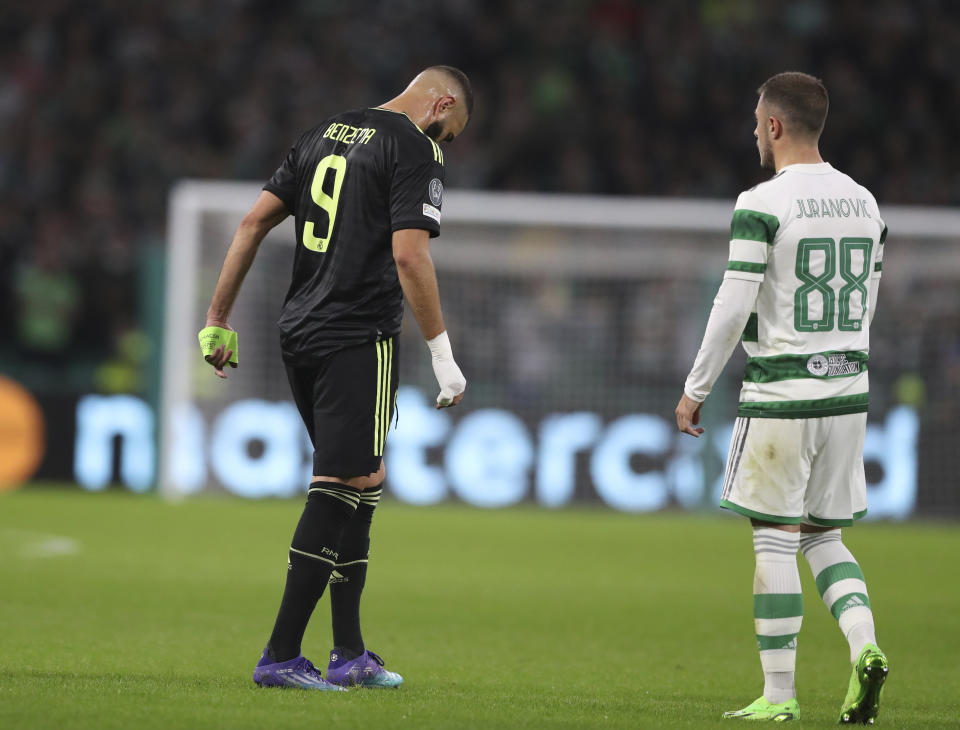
[393,227,466,408]
[202,191,289,378]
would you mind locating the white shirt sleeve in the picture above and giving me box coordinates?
[724,189,779,283]
[869,223,886,325]
[683,190,776,402]
[683,277,760,402]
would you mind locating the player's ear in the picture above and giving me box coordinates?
[768,115,782,140]
[437,95,456,115]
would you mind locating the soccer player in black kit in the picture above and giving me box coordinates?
[199,66,472,690]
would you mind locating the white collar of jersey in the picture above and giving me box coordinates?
[779,162,834,174]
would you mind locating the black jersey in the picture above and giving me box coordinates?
[264,107,446,363]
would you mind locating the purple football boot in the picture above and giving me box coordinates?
[326,649,404,688]
[253,650,347,691]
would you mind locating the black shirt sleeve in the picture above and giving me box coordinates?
[389,139,444,238]
[263,145,298,213]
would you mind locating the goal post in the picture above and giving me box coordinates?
[161,181,960,516]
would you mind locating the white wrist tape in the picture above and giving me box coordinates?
[426,330,465,406]
[427,330,454,360]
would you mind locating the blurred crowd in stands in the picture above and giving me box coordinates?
[1,0,958,391]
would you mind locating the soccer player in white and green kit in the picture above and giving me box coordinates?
[676,72,889,723]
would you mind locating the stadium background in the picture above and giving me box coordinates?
[3,3,960,729]
[2,0,957,515]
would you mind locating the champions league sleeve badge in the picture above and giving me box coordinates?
[428,178,443,207]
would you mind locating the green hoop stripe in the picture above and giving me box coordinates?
[742,312,758,342]
[743,351,869,383]
[731,209,780,244]
[737,393,868,419]
[727,261,766,274]
[720,499,803,524]
[830,591,871,620]
[754,594,803,619]
[814,561,865,597]
[756,633,798,651]
[879,226,888,245]
[874,261,882,272]
[805,509,867,527]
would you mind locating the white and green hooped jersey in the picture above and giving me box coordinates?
[725,162,886,418]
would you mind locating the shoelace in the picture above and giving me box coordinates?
[295,657,323,678]
[367,651,385,667]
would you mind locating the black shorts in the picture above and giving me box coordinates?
[284,337,399,477]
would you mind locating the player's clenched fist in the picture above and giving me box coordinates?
[427,331,466,408]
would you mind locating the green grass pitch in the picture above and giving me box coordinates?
[1,489,958,728]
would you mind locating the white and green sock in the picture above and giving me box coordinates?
[800,530,876,662]
[752,527,803,704]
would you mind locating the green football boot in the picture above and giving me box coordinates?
[839,643,888,724]
[723,697,800,721]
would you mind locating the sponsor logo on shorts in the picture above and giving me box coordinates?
[328,570,349,584]
[428,178,443,206]
[807,353,860,377]
[423,203,441,222]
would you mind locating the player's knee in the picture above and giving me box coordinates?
[799,527,842,556]
[357,460,385,489]
[799,524,839,534]
[356,484,382,516]
[751,518,800,533]
[338,486,381,558]
[338,531,371,561]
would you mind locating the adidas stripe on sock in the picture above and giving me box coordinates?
[800,530,876,662]
[753,527,802,705]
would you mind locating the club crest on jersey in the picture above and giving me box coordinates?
[428,178,443,207]
[807,353,860,377]
[807,354,829,376]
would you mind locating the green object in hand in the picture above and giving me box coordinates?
[198,326,238,365]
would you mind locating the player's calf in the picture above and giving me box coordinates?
[799,530,887,724]
[752,527,803,706]
[265,482,362,663]
[799,530,876,662]
[330,486,382,659]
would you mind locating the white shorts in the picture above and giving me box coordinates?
[719,413,868,526]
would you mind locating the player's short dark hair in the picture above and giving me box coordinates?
[757,72,829,139]
[428,65,474,117]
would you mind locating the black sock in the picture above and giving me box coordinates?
[266,482,361,663]
[330,486,381,660]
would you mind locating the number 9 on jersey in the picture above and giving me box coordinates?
[303,154,347,252]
